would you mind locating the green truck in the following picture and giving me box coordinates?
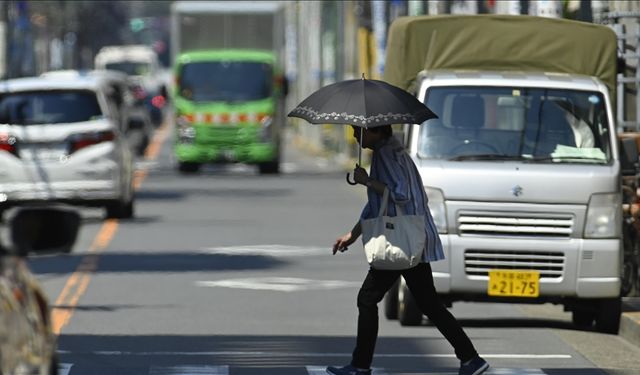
[170,1,287,174]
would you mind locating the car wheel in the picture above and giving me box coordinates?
[137,134,150,157]
[397,278,423,326]
[178,162,201,174]
[105,198,134,219]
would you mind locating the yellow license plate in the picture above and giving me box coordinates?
[488,270,540,297]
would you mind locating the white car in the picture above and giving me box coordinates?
[0,71,135,219]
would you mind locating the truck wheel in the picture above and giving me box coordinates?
[178,162,201,174]
[397,278,423,326]
[384,279,399,320]
[258,161,279,174]
[572,309,595,328]
[595,297,621,334]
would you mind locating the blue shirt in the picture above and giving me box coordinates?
[360,135,445,262]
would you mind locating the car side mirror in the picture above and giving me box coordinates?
[8,207,81,256]
[620,137,640,176]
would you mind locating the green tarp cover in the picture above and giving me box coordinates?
[384,15,618,98]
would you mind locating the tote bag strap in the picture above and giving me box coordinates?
[377,188,390,217]
[377,187,406,217]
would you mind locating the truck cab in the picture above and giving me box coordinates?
[383,14,626,334]
[395,70,622,333]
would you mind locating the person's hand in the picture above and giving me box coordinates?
[353,165,369,186]
[333,232,354,255]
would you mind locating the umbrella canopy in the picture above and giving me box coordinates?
[287,77,437,128]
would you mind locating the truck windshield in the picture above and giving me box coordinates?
[0,90,103,125]
[417,87,612,164]
[178,61,272,102]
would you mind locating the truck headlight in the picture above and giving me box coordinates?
[259,116,273,142]
[425,186,447,234]
[176,116,196,144]
[585,192,622,238]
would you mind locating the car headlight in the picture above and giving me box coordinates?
[425,186,447,234]
[585,192,622,238]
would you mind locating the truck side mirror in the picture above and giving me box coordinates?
[275,75,288,97]
[9,207,81,256]
[620,137,639,176]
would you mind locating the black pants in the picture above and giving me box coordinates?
[351,263,478,369]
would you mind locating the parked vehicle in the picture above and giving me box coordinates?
[170,1,288,174]
[619,133,640,296]
[94,45,168,126]
[0,71,135,219]
[0,206,81,375]
[94,69,155,156]
[383,15,630,333]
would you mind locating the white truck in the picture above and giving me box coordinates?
[383,14,633,334]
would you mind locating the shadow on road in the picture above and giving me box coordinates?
[28,251,288,275]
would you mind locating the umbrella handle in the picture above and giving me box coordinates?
[346,172,357,185]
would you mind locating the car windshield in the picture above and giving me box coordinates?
[417,86,612,164]
[105,61,150,76]
[178,61,272,102]
[0,90,103,125]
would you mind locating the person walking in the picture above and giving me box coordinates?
[327,125,489,375]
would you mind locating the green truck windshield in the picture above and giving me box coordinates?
[178,61,272,102]
[418,86,612,164]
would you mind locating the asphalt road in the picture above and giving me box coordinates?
[26,124,640,375]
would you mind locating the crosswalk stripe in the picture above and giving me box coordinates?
[306,366,387,375]
[148,365,229,375]
[59,363,73,375]
[58,363,547,374]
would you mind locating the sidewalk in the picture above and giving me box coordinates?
[621,297,640,347]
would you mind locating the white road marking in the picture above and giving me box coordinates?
[148,365,229,375]
[56,350,571,360]
[58,363,73,375]
[196,277,361,292]
[201,244,330,257]
[307,365,387,375]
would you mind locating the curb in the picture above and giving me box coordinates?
[621,297,640,347]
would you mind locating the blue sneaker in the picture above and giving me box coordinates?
[326,364,372,375]
[459,356,489,375]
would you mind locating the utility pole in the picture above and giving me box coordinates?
[0,1,9,79]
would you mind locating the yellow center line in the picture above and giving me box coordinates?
[51,120,172,335]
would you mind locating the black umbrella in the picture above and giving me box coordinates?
[288,75,437,184]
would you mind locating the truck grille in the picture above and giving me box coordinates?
[464,249,565,279]
[198,126,258,146]
[458,214,574,238]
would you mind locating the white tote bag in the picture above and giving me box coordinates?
[360,188,426,270]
